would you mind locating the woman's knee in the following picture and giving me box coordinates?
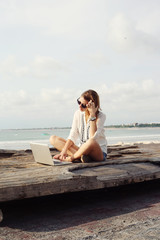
[50,135,66,149]
[86,138,97,147]
[49,135,57,145]
[86,139,103,161]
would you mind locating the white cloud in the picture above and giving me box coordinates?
[0,0,100,37]
[0,56,28,80]
[97,79,160,123]
[0,80,160,128]
[0,90,33,115]
[107,13,160,54]
[136,7,160,35]
[0,87,80,127]
[0,55,67,81]
[79,51,110,67]
[40,88,78,106]
[31,55,67,79]
[0,1,160,128]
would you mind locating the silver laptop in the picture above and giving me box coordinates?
[30,142,72,166]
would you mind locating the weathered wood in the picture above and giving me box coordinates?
[0,143,160,203]
[0,209,3,223]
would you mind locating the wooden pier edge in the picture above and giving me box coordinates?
[0,209,3,223]
[0,143,160,216]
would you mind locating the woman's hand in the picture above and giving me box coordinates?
[53,149,68,160]
[62,155,74,162]
[87,100,98,117]
[54,155,73,162]
[87,100,98,137]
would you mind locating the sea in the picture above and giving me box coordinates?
[0,127,160,150]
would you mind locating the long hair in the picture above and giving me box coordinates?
[81,89,100,121]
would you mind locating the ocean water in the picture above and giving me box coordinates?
[0,127,160,150]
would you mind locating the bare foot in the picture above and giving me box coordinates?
[63,156,73,162]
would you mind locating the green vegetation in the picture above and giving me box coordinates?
[106,123,160,128]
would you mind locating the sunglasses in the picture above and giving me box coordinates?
[77,98,87,108]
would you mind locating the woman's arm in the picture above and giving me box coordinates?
[92,112,106,139]
[89,119,97,137]
[53,139,74,160]
[55,111,79,160]
[62,139,74,154]
[87,100,98,138]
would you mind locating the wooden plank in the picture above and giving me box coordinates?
[0,143,160,203]
[0,209,3,222]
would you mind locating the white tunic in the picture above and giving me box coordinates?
[67,109,107,154]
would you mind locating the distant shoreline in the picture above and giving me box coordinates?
[1,125,160,131]
[106,123,160,128]
[105,127,160,130]
[106,126,160,129]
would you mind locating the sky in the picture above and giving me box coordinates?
[0,0,160,129]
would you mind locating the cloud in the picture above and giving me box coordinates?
[0,79,160,128]
[96,79,160,124]
[31,55,67,79]
[0,87,81,127]
[98,79,160,107]
[0,55,28,80]
[79,51,110,67]
[136,6,160,35]
[107,13,160,54]
[0,90,33,115]
[0,55,67,81]
[0,0,98,36]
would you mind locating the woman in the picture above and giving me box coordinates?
[50,89,107,162]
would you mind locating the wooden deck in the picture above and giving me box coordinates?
[0,143,160,204]
[0,143,160,222]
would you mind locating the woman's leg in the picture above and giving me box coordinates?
[73,139,103,162]
[49,135,78,155]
